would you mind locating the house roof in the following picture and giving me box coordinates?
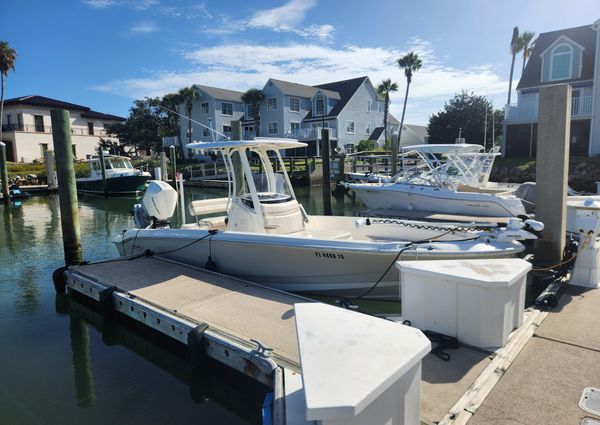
[3,95,126,121]
[387,113,400,125]
[517,24,596,90]
[403,124,428,141]
[268,79,340,100]
[304,76,369,120]
[193,84,244,102]
[368,127,385,141]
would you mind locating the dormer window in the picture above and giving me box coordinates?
[550,44,573,81]
[315,94,325,116]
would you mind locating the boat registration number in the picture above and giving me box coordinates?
[315,251,345,259]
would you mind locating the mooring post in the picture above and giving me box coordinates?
[98,147,108,197]
[0,142,10,204]
[45,150,58,189]
[535,84,571,265]
[231,120,242,140]
[51,109,82,266]
[321,128,332,215]
[170,145,177,189]
[160,151,168,181]
[391,132,399,176]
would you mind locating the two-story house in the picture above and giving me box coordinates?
[0,95,125,163]
[504,19,600,157]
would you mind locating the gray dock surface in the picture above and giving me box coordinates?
[469,285,600,424]
[69,257,302,368]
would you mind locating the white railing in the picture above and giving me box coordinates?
[286,127,338,140]
[505,95,593,121]
[572,96,593,116]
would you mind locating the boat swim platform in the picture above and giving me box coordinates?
[364,208,512,225]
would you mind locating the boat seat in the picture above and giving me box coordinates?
[261,200,305,234]
[188,198,229,223]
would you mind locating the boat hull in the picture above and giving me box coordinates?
[76,175,150,195]
[113,226,525,300]
[348,183,526,217]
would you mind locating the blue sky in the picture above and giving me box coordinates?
[3,0,598,125]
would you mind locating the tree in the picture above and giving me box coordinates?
[376,79,398,148]
[395,51,422,175]
[161,92,184,152]
[241,88,264,138]
[356,139,375,152]
[0,41,17,149]
[106,97,164,156]
[178,86,198,158]
[520,31,536,74]
[507,26,523,106]
[427,91,503,148]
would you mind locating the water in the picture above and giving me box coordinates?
[0,185,365,425]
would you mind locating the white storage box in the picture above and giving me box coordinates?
[396,259,531,349]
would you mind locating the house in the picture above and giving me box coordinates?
[503,19,600,157]
[1,95,125,163]
[367,117,428,148]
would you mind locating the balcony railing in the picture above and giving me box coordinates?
[1,123,112,136]
[286,127,338,140]
[505,95,593,121]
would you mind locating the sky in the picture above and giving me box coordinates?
[2,0,598,125]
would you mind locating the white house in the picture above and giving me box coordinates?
[1,95,125,163]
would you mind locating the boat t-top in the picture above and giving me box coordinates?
[113,138,542,299]
[347,144,527,218]
[76,154,151,196]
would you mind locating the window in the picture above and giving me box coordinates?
[267,97,278,110]
[201,103,209,114]
[346,121,355,134]
[268,122,278,135]
[246,104,255,117]
[366,122,371,135]
[366,100,371,112]
[34,115,44,132]
[221,102,233,116]
[40,143,48,157]
[88,122,94,135]
[223,125,232,135]
[290,122,300,135]
[5,114,11,125]
[550,44,572,81]
[290,97,300,112]
[203,128,210,137]
[17,113,23,127]
[315,94,325,116]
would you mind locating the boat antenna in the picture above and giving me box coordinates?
[158,105,230,140]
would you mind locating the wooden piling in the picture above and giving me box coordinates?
[98,147,108,197]
[231,120,242,140]
[0,142,9,204]
[391,133,399,176]
[170,145,177,189]
[321,128,332,215]
[51,109,82,266]
[45,150,58,189]
[160,151,168,181]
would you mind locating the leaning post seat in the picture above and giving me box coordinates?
[260,199,305,234]
[188,198,229,227]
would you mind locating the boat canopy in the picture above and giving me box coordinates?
[400,144,485,155]
[186,138,307,151]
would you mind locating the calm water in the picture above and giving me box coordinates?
[0,185,365,425]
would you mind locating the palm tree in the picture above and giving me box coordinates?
[178,86,198,158]
[241,88,264,138]
[0,41,17,149]
[376,79,398,149]
[395,51,422,175]
[507,26,523,106]
[520,31,536,74]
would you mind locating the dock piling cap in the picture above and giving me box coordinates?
[294,302,431,421]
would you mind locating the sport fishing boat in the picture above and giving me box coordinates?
[76,154,151,196]
[112,138,542,299]
[346,144,526,218]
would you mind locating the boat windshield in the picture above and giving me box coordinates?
[108,157,133,169]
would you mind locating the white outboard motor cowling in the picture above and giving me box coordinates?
[133,180,178,228]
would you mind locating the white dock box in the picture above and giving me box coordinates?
[396,259,531,349]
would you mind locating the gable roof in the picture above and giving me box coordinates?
[193,84,244,102]
[517,24,596,90]
[268,79,340,100]
[387,113,400,125]
[3,95,126,121]
[403,124,428,141]
[304,76,369,120]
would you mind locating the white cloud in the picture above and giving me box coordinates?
[94,39,508,124]
[132,0,158,10]
[82,0,116,8]
[130,21,159,33]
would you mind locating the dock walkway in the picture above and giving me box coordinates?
[67,257,304,370]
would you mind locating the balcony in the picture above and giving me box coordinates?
[1,123,112,136]
[285,127,338,141]
[505,95,593,122]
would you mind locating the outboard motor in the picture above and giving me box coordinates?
[133,180,178,229]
